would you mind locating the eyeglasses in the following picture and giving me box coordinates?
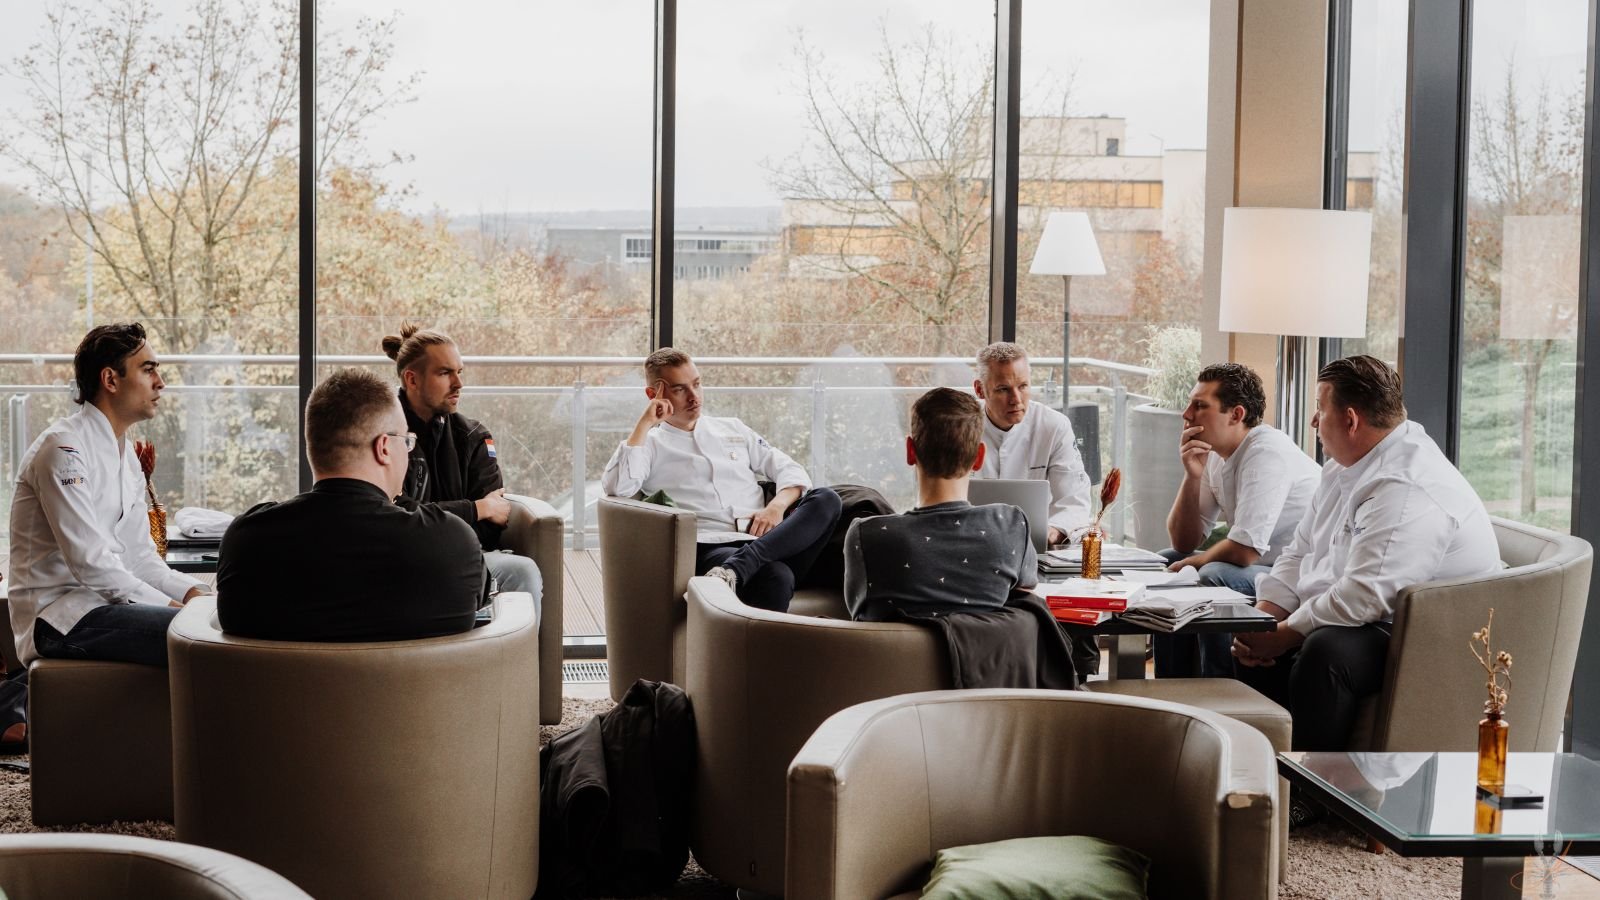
[381,431,417,451]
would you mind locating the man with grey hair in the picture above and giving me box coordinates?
[972,342,1092,546]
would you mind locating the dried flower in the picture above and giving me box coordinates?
[134,440,157,480]
[1093,467,1122,528]
[1470,608,1514,715]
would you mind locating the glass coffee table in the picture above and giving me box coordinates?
[1278,751,1600,899]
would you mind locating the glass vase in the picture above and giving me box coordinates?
[148,499,168,556]
[1081,527,1103,580]
[1476,708,1508,794]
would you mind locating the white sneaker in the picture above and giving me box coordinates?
[706,566,738,592]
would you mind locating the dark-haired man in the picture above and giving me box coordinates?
[1233,356,1497,752]
[8,323,208,669]
[217,368,487,641]
[845,388,1036,622]
[1153,363,1320,677]
[601,347,840,613]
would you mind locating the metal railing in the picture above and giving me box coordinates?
[2,353,1153,548]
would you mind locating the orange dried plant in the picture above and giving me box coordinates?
[1093,467,1122,528]
[133,440,158,503]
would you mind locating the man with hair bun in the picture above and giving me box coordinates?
[1233,355,1497,760]
[972,341,1091,546]
[381,322,541,618]
[217,368,487,640]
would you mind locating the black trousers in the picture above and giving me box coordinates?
[695,487,842,613]
[1236,621,1391,750]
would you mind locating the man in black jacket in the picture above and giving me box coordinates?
[217,369,487,640]
[383,322,542,623]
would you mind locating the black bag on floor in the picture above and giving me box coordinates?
[538,679,695,898]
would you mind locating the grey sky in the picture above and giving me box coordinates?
[0,0,1589,215]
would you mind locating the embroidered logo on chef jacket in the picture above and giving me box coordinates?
[53,445,88,486]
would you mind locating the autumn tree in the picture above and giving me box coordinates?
[0,0,417,354]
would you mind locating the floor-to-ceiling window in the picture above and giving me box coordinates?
[0,0,301,556]
[1339,0,1407,369]
[1459,0,1586,532]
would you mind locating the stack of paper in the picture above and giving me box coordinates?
[1118,595,1216,632]
[1038,543,1169,576]
[1033,578,1145,625]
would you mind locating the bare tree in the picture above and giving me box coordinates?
[768,23,996,354]
[1465,66,1583,518]
[0,0,417,352]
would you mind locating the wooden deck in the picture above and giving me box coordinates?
[0,547,612,639]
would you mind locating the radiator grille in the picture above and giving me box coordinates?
[562,660,609,684]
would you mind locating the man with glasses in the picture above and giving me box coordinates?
[8,323,209,674]
[217,368,488,640]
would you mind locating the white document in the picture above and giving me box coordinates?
[1118,566,1199,586]
[1127,586,1245,608]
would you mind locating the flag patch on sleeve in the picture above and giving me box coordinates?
[484,438,497,459]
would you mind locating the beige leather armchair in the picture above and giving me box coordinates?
[0,834,312,899]
[504,493,565,724]
[1350,515,1592,751]
[685,576,949,896]
[168,595,540,900]
[786,689,1278,900]
[598,496,841,701]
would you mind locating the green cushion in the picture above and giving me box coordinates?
[920,835,1149,900]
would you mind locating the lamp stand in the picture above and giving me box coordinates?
[1277,334,1311,449]
[1060,274,1072,411]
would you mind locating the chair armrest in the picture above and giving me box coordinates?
[598,496,701,697]
[503,494,565,724]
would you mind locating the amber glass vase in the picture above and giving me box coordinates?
[147,490,168,556]
[1081,527,1104,580]
[1476,708,1509,794]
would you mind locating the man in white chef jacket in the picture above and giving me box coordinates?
[1154,361,1321,678]
[1233,355,1498,752]
[601,347,841,612]
[8,323,208,669]
[972,342,1092,546]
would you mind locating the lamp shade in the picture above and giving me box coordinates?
[1218,207,1372,338]
[1029,211,1106,276]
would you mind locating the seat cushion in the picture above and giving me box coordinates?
[920,835,1149,900]
[1086,678,1290,750]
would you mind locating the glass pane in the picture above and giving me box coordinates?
[1342,0,1408,367]
[1,0,300,573]
[1017,0,1210,547]
[675,1,995,357]
[1460,0,1586,532]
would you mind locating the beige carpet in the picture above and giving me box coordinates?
[0,696,1593,899]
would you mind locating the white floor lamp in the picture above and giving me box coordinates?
[1029,211,1106,412]
[1218,207,1372,448]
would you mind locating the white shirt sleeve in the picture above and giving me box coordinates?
[1283,479,1454,634]
[28,435,177,606]
[1045,422,1092,534]
[1226,449,1294,555]
[742,421,811,494]
[601,438,655,498]
[1255,503,1315,614]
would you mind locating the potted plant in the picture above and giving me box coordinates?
[1127,326,1199,551]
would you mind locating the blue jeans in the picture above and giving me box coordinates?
[485,551,543,629]
[34,603,182,668]
[1151,550,1270,679]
